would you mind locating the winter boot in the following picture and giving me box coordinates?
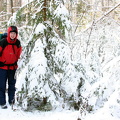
[1,104,7,109]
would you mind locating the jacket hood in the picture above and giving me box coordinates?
[7,26,18,44]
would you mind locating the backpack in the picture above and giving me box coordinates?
[0,33,3,40]
[0,33,7,41]
[0,33,8,56]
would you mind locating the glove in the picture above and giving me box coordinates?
[0,62,5,67]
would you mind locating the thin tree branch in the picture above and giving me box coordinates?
[95,2,120,24]
[84,2,120,32]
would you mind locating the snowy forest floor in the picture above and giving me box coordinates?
[0,94,79,120]
[0,105,79,120]
[1,106,120,120]
[1,97,120,120]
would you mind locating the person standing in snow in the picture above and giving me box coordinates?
[0,26,22,109]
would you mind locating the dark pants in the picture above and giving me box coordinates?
[0,69,16,105]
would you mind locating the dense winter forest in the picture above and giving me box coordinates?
[0,0,120,120]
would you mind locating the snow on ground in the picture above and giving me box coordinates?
[1,105,120,120]
[0,106,79,120]
[0,95,79,120]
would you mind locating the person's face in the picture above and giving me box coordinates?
[10,32,17,40]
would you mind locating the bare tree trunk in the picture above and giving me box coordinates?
[0,0,3,12]
[43,0,47,21]
[10,0,13,15]
[7,0,12,19]
[101,0,104,11]
[19,0,22,7]
[112,0,116,18]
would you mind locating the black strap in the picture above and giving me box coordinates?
[0,61,17,67]
[4,62,17,66]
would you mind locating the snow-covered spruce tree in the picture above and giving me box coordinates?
[8,0,91,112]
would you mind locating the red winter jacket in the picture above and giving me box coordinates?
[0,26,22,70]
